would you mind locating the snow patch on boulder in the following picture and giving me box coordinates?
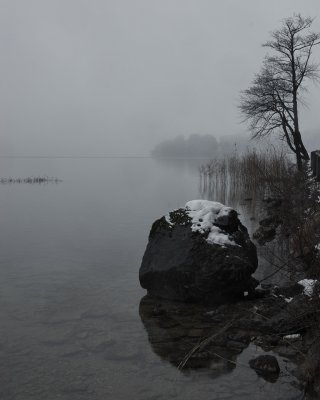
[166,200,238,246]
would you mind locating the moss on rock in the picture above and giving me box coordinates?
[168,208,192,226]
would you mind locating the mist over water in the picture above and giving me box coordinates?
[1,0,319,397]
[0,157,301,399]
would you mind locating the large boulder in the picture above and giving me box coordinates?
[139,200,258,304]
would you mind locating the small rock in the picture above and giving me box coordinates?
[260,283,273,290]
[276,346,298,358]
[249,354,280,375]
[226,340,248,351]
[274,283,303,298]
[227,333,250,345]
[253,226,276,244]
[264,335,280,346]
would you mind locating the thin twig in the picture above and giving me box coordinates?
[178,321,234,370]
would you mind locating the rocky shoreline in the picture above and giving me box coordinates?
[139,196,320,397]
[139,279,315,388]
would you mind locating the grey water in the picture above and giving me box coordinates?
[0,157,301,400]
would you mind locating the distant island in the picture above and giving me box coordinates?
[151,134,250,158]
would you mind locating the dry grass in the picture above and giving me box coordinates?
[199,147,292,203]
[0,176,61,184]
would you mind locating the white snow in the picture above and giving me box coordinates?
[165,214,173,226]
[285,297,293,303]
[165,200,238,246]
[283,334,301,340]
[185,200,237,246]
[298,279,318,297]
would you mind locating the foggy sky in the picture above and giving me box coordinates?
[0,0,319,156]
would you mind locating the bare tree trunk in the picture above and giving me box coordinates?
[296,131,310,160]
[296,151,303,172]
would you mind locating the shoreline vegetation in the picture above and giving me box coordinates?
[198,148,320,396]
[0,176,61,184]
[199,147,291,198]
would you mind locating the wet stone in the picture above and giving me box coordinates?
[249,355,280,376]
[275,346,298,358]
[225,340,248,352]
[264,335,280,346]
[227,333,251,345]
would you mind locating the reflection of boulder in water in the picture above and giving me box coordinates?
[139,295,252,377]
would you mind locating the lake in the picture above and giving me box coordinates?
[0,157,301,399]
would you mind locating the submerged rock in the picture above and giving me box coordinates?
[249,354,280,380]
[139,200,258,304]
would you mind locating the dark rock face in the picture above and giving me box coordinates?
[139,201,258,304]
[249,355,280,379]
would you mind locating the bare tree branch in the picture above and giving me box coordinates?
[239,14,320,170]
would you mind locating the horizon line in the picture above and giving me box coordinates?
[0,155,215,159]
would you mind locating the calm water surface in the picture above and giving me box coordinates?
[0,157,301,399]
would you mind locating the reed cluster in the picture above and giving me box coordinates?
[199,147,292,203]
[0,176,61,184]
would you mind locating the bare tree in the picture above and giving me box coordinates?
[240,14,320,171]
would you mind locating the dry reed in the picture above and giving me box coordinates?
[0,176,61,184]
[199,147,292,204]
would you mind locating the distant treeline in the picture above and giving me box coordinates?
[151,134,250,158]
